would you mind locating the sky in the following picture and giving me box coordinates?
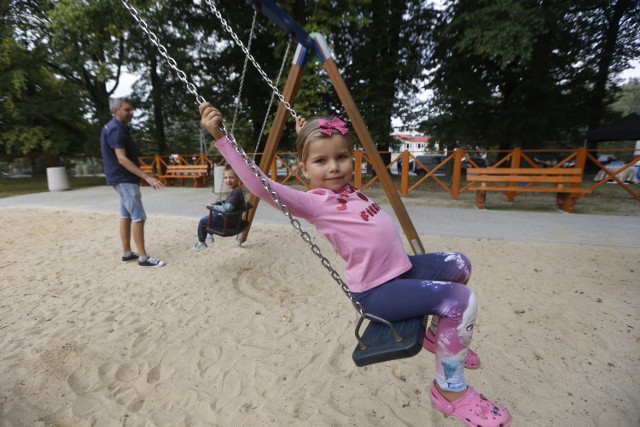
[112,60,640,131]
[111,61,640,99]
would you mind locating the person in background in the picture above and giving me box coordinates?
[193,164,246,251]
[100,97,166,268]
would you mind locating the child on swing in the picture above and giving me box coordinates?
[199,103,512,427]
[193,164,246,251]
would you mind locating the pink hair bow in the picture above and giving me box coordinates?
[318,117,348,136]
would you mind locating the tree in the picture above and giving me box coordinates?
[43,0,136,126]
[612,78,640,115]
[123,0,216,155]
[420,0,640,155]
[583,0,640,170]
[1,0,92,156]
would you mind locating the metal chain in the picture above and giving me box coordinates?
[119,0,363,316]
[224,133,364,316]
[203,0,297,120]
[231,10,258,135]
[120,0,206,106]
[253,37,293,157]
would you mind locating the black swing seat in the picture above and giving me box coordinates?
[352,314,427,367]
[206,203,254,237]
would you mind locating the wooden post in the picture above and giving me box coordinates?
[507,148,522,201]
[240,47,306,244]
[317,37,424,254]
[400,150,409,197]
[451,149,463,199]
[353,150,363,189]
[241,34,425,256]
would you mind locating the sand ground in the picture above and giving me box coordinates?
[0,204,638,426]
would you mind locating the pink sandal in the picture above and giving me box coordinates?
[430,381,512,427]
[423,329,481,369]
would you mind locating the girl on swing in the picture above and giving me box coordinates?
[199,102,512,427]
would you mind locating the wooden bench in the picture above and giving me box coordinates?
[467,168,591,213]
[161,164,209,187]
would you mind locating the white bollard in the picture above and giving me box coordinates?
[213,165,228,195]
[46,166,70,191]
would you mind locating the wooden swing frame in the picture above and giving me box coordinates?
[121,0,429,367]
[238,0,427,366]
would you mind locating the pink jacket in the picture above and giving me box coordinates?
[216,136,412,292]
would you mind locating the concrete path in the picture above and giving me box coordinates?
[1,186,638,248]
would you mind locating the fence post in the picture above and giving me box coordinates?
[269,158,277,180]
[451,149,463,199]
[354,150,363,189]
[511,147,522,168]
[507,148,522,201]
[400,150,409,197]
[154,155,161,174]
[575,147,587,172]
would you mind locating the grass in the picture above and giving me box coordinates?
[1,175,638,216]
[0,176,106,198]
[363,174,640,216]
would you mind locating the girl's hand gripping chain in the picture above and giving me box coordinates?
[295,116,307,135]
[199,103,225,140]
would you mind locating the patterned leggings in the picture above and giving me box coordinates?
[353,252,475,392]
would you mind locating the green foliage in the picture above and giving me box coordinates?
[450,1,544,67]
[0,31,92,155]
[3,0,638,161]
[420,0,640,151]
[612,78,640,115]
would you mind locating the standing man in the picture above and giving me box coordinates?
[101,97,166,268]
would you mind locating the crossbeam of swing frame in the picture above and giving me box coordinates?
[249,0,315,51]
[240,2,424,255]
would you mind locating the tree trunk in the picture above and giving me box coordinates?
[150,55,167,155]
[586,0,631,172]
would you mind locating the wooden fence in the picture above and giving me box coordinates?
[138,147,640,203]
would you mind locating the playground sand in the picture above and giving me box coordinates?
[0,206,638,426]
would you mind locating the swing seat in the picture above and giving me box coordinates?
[352,314,427,367]
[206,203,253,237]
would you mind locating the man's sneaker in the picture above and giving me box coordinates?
[193,242,207,252]
[205,234,214,244]
[138,256,165,268]
[122,252,139,262]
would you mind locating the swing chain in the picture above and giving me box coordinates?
[121,0,364,317]
[231,10,258,135]
[254,37,293,157]
[226,133,366,318]
[203,0,297,119]
[120,0,205,106]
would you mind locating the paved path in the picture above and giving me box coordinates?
[1,186,638,248]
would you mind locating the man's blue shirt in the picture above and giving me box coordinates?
[101,118,140,186]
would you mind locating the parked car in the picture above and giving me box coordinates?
[597,154,616,165]
[414,154,447,176]
[533,157,556,168]
[594,159,640,183]
[461,155,488,172]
